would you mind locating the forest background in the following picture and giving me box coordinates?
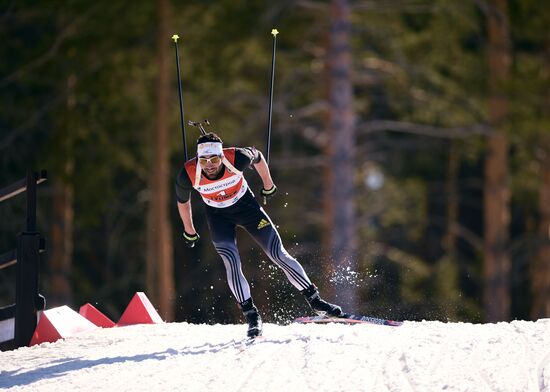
[1,0,548,325]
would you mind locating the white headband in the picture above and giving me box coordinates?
[197,142,223,157]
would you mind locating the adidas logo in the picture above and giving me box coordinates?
[257,219,270,229]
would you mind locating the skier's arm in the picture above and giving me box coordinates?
[175,167,196,233]
[253,152,274,190]
[177,200,197,235]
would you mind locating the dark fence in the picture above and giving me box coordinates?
[0,170,47,351]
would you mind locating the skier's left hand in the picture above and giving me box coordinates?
[183,231,200,248]
[260,184,277,200]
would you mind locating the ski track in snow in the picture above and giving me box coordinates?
[0,319,549,392]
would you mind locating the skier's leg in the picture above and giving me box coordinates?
[241,201,344,317]
[210,220,262,337]
[243,205,312,291]
[206,211,252,304]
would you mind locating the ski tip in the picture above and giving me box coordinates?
[385,320,403,327]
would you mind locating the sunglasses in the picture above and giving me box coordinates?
[198,155,222,165]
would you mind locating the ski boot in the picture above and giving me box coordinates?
[301,284,344,317]
[240,298,263,338]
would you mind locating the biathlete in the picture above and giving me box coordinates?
[175,132,344,337]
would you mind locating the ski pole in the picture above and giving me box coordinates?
[266,28,279,165]
[264,28,279,205]
[172,34,188,161]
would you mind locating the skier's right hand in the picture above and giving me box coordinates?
[183,231,200,248]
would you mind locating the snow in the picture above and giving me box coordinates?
[1,319,549,391]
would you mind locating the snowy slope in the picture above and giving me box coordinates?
[1,319,549,392]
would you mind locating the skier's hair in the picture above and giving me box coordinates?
[197,133,223,145]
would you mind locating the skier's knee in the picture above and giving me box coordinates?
[213,240,237,252]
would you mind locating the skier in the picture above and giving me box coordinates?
[175,132,344,337]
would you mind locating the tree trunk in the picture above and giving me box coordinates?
[49,74,76,307]
[49,165,74,307]
[444,141,460,256]
[483,0,511,322]
[146,0,175,321]
[323,0,357,310]
[531,41,550,317]
[530,36,550,320]
[531,134,550,319]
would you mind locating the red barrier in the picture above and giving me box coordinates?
[30,306,98,346]
[79,303,115,328]
[117,292,163,326]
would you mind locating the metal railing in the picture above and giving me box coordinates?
[0,170,47,350]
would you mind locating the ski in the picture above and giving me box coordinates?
[294,314,403,327]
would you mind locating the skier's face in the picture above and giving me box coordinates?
[199,154,223,177]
